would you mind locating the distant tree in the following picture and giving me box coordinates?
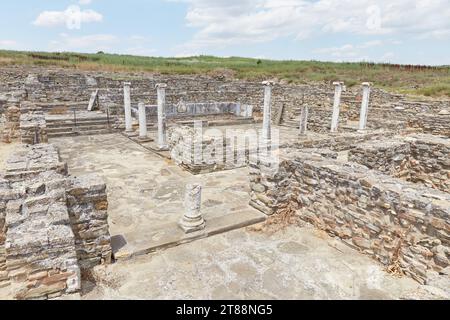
[97,51,105,54]
[257,59,262,65]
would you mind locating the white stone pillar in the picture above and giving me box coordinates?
[299,105,309,136]
[359,82,371,131]
[123,82,132,132]
[179,184,205,233]
[156,83,168,150]
[330,81,344,133]
[262,81,274,141]
[138,102,148,139]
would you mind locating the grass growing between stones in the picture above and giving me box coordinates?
[1,50,450,98]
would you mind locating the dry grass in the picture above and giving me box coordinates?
[1,49,450,98]
[247,202,302,235]
[48,106,69,115]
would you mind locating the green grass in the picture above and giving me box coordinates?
[1,50,450,98]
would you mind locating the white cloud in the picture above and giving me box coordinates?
[170,0,450,51]
[79,0,93,4]
[49,34,118,52]
[33,5,102,29]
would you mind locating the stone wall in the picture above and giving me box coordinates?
[0,143,112,299]
[249,150,450,284]
[0,177,8,288]
[3,144,67,183]
[407,135,450,193]
[349,135,450,193]
[168,125,259,174]
[66,175,112,270]
[281,129,399,152]
[3,171,81,299]
[409,114,450,137]
[1,102,20,143]
[19,102,48,145]
[349,140,411,177]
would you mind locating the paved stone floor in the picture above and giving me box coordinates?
[51,134,265,258]
[81,225,448,300]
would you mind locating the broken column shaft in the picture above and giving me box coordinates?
[330,81,344,133]
[179,184,205,233]
[123,82,132,133]
[262,81,274,142]
[138,102,148,139]
[359,82,371,131]
[156,83,168,150]
[299,105,309,136]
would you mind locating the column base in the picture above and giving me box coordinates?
[124,130,138,137]
[178,216,206,234]
[156,145,169,151]
[138,136,153,143]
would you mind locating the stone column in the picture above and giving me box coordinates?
[179,184,205,233]
[359,82,371,131]
[138,102,148,140]
[262,81,274,141]
[330,81,343,133]
[123,82,133,133]
[299,105,309,136]
[156,83,168,150]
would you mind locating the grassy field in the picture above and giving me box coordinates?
[1,50,449,98]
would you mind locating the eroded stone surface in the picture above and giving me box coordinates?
[81,226,448,300]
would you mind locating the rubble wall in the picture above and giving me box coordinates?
[349,135,450,193]
[19,102,48,145]
[0,143,111,299]
[66,175,112,270]
[4,172,81,300]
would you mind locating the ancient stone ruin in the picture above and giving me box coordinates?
[0,66,449,299]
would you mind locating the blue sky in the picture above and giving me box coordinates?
[0,0,449,65]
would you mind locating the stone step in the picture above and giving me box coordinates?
[46,124,111,133]
[39,102,89,112]
[46,117,109,124]
[46,120,110,128]
[48,129,112,138]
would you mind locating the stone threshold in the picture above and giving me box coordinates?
[120,132,171,159]
[112,209,266,261]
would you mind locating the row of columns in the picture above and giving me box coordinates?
[330,81,372,133]
[124,80,372,149]
[261,81,372,138]
[123,82,168,150]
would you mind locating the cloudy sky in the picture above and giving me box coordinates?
[0,0,449,65]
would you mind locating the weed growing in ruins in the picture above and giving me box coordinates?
[248,202,303,235]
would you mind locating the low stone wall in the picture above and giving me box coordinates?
[0,143,112,299]
[349,140,411,177]
[250,151,450,284]
[66,175,112,270]
[3,171,81,299]
[19,102,48,145]
[281,130,398,152]
[168,125,259,174]
[1,102,20,143]
[349,135,450,193]
[407,135,450,193]
[3,144,67,183]
[409,114,450,137]
[0,177,8,288]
